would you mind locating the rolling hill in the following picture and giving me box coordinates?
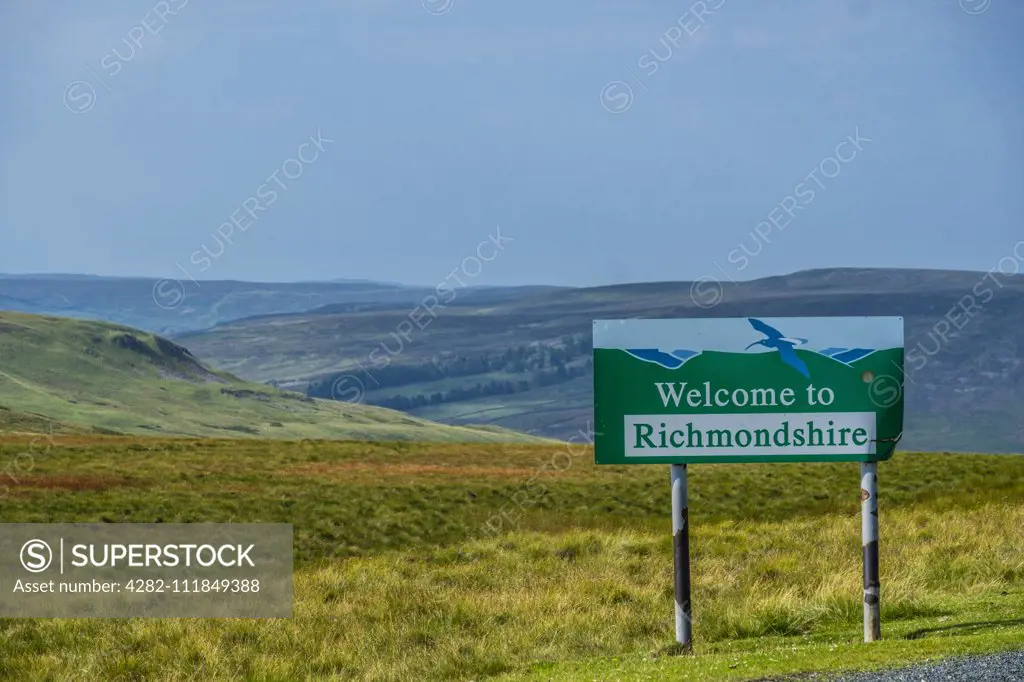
[0,274,563,335]
[177,267,1024,453]
[0,311,543,442]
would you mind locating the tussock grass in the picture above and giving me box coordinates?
[2,508,1023,680]
[1,438,1023,680]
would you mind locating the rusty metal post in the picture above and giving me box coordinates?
[671,463,693,649]
[861,462,881,642]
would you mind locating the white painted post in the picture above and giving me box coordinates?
[671,463,693,649]
[861,462,881,642]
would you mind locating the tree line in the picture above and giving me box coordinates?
[366,359,592,411]
[306,334,592,408]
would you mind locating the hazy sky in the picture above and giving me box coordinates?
[2,0,1021,287]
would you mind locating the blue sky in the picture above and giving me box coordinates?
[1,0,1021,287]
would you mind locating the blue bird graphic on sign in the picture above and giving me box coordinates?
[745,318,811,378]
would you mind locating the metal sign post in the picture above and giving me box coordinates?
[670,463,693,649]
[861,462,881,642]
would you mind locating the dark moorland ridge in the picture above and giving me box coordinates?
[3,267,1023,452]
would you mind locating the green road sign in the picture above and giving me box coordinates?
[594,317,904,464]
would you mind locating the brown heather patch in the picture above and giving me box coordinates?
[0,434,181,448]
[287,461,568,481]
[1,474,128,493]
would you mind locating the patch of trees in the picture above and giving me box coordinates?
[368,359,592,411]
[306,333,593,405]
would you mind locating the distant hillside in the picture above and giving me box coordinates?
[0,312,543,442]
[179,267,1024,454]
[0,276,411,335]
[0,275,565,336]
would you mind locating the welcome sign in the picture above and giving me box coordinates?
[593,317,904,464]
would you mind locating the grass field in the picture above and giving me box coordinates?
[1,435,1023,680]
